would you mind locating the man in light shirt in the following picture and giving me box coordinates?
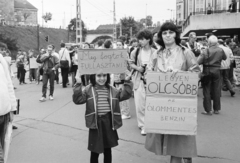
[59,43,71,88]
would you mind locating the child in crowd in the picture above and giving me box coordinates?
[72,71,132,163]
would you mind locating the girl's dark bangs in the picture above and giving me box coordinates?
[161,23,177,32]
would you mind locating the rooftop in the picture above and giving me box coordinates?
[14,0,37,10]
[96,24,114,30]
[87,29,113,34]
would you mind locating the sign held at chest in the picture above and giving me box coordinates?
[146,72,199,97]
[145,72,198,135]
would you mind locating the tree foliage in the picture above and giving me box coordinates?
[0,33,18,51]
[146,15,153,27]
[119,16,144,38]
[22,11,31,21]
[42,12,52,23]
[68,18,87,42]
[139,15,153,27]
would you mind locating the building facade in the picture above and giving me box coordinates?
[0,0,15,25]
[14,0,38,26]
[0,0,38,26]
[177,0,237,23]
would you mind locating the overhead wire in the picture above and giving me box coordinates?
[83,0,113,18]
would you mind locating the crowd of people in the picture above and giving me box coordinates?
[0,21,240,163]
[72,22,238,163]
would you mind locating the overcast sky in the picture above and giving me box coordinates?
[28,0,176,29]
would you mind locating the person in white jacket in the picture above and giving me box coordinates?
[0,52,17,162]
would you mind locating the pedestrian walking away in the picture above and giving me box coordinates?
[198,35,227,115]
[59,43,71,88]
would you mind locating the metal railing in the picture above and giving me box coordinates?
[190,9,240,15]
[182,9,240,33]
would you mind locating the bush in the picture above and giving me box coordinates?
[91,35,113,44]
[0,33,18,51]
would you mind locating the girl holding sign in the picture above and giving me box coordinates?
[73,71,132,163]
[145,22,200,163]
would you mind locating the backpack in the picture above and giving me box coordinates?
[187,42,201,57]
[36,54,42,64]
[134,47,140,65]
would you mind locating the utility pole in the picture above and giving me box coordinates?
[168,9,174,20]
[113,0,117,42]
[130,27,132,38]
[37,25,40,50]
[120,22,122,36]
[146,3,148,18]
[76,0,82,44]
[63,12,66,29]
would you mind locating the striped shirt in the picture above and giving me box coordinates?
[95,86,111,115]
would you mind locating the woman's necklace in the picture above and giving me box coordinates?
[160,45,178,71]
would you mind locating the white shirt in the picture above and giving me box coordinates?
[59,48,71,67]
[219,45,233,69]
[141,49,152,66]
[0,54,17,115]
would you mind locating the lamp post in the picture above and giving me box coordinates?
[168,9,173,19]
[42,0,44,27]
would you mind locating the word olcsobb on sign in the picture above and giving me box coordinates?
[147,82,198,96]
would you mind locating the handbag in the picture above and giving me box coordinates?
[13,99,20,115]
[60,49,69,68]
[200,49,211,84]
[232,59,236,68]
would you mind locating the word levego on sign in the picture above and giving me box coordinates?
[146,72,199,97]
[78,49,128,74]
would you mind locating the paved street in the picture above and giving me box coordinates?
[7,72,240,163]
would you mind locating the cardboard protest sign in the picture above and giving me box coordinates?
[78,49,128,74]
[29,57,38,69]
[145,72,198,135]
[234,56,240,85]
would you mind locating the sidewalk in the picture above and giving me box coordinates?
[7,74,240,163]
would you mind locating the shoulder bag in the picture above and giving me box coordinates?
[60,49,69,68]
[200,49,211,84]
